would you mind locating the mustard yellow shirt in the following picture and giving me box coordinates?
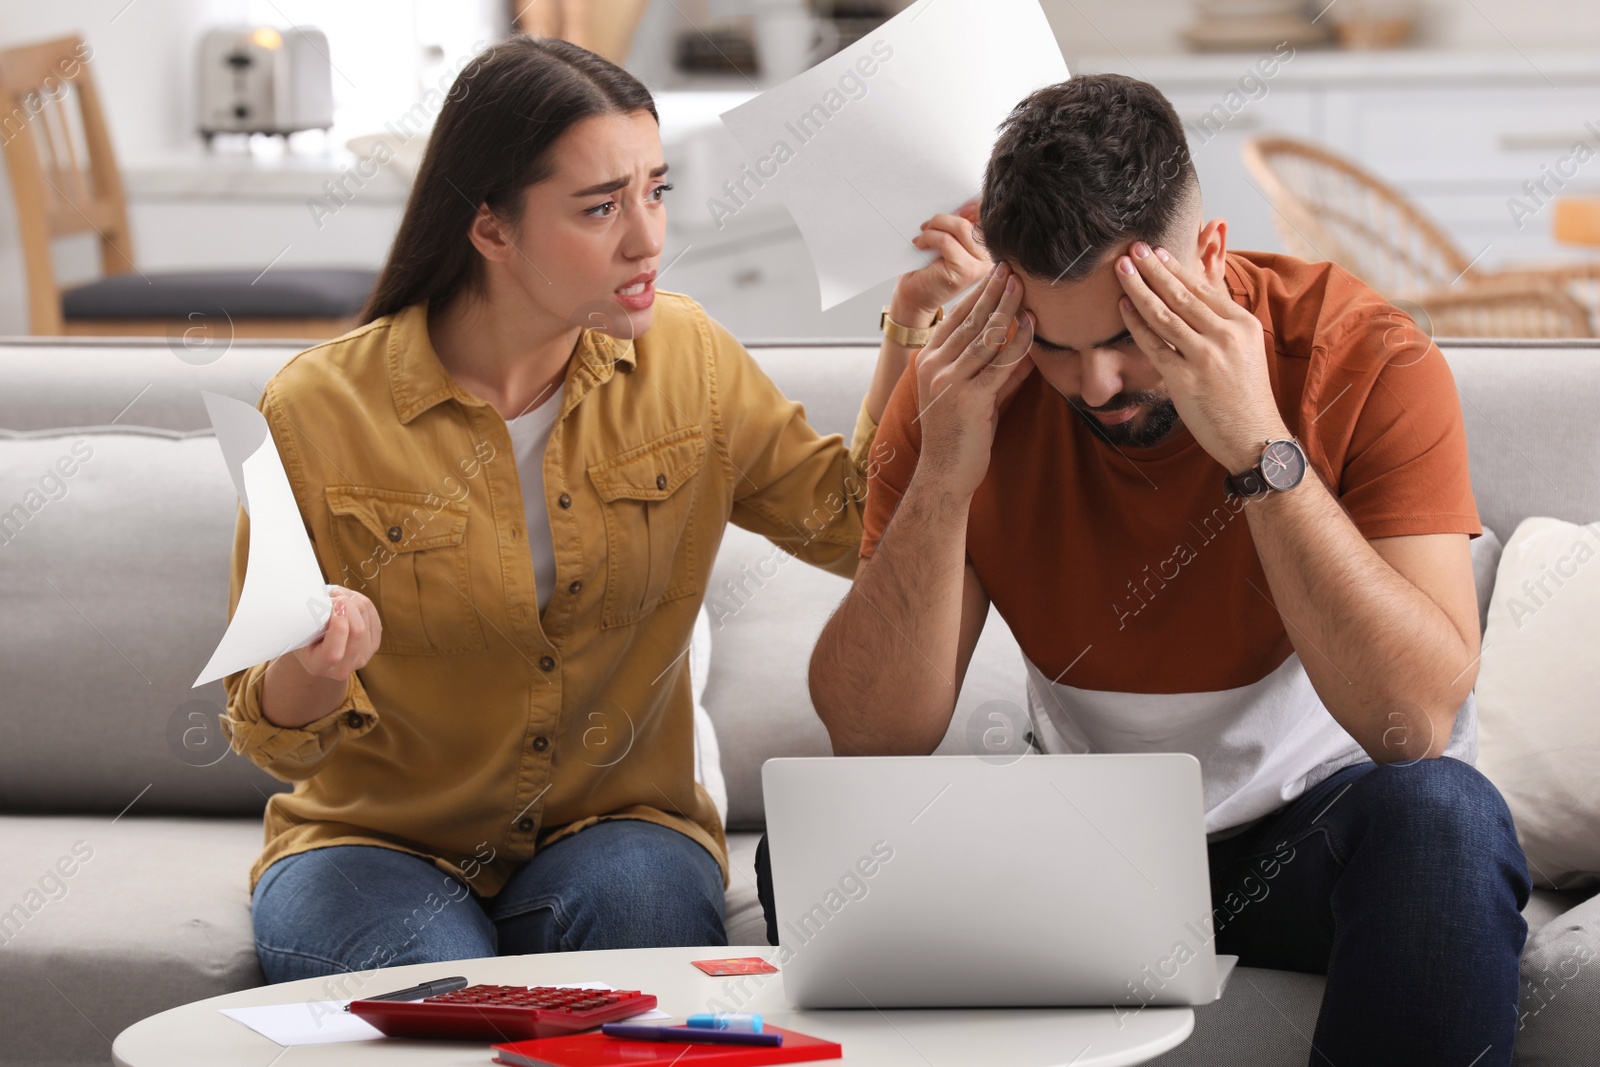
[222,295,879,895]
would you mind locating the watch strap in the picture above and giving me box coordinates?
[1222,466,1269,499]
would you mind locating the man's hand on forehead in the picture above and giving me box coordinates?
[1114,241,1289,474]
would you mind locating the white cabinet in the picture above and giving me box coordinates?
[1322,83,1600,266]
[1084,52,1600,271]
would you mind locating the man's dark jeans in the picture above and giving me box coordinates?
[755,756,1530,1067]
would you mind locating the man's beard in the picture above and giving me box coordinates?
[1069,390,1182,448]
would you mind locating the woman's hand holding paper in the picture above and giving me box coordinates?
[893,198,990,328]
[291,586,382,682]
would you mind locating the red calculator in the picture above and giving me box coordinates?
[349,984,658,1042]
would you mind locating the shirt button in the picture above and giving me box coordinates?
[558,493,572,509]
[518,817,534,833]
[655,473,667,490]
[386,526,402,542]
[539,655,556,672]
[532,735,549,752]
[568,579,583,595]
[345,710,363,729]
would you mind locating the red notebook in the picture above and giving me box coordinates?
[491,1025,842,1067]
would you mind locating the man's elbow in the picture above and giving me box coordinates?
[807,648,840,732]
[1367,693,1462,764]
[808,618,858,744]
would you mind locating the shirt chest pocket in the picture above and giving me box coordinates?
[587,427,707,629]
[325,487,487,655]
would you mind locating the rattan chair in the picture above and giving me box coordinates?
[0,35,374,338]
[1242,135,1600,338]
[1393,283,1594,341]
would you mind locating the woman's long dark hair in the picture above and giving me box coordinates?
[361,36,657,323]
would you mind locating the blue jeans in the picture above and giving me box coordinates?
[1204,757,1529,1066]
[252,819,727,985]
[755,756,1529,1067]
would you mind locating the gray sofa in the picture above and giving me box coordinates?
[1,334,1596,1067]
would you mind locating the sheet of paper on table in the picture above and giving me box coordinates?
[717,0,1069,310]
[191,392,331,687]
[219,983,671,1047]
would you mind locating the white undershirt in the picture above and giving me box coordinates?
[505,384,565,614]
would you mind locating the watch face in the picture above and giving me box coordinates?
[1260,439,1307,491]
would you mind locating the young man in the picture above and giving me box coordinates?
[798,75,1531,1066]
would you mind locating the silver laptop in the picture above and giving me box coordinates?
[762,754,1233,1009]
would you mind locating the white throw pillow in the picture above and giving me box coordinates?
[688,604,728,827]
[1474,517,1600,889]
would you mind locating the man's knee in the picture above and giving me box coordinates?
[1356,758,1525,877]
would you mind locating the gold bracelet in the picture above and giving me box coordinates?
[879,304,945,348]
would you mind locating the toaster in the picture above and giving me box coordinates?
[197,26,334,140]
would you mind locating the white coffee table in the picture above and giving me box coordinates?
[112,945,1193,1066]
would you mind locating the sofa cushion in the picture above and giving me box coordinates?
[0,815,263,1067]
[0,431,288,815]
[703,523,1028,830]
[1475,517,1600,889]
[1445,344,1600,539]
[1513,889,1600,1067]
[0,342,290,434]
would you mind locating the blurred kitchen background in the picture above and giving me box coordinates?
[4,0,1600,341]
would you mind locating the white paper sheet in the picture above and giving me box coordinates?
[219,1000,382,1047]
[717,0,1069,310]
[192,392,332,687]
[219,983,670,1047]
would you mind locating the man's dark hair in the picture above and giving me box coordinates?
[979,74,1198,284]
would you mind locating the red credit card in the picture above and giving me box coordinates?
[691,956,779,976]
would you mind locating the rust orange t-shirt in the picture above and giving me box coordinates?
[861,251,1482,832]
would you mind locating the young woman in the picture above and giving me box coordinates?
[222,36,989,983]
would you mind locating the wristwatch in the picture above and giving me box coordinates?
[1223,437,1308,499]
[879,305,945,348]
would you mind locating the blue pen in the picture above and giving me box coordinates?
[686,1012,764,1032]
[601,1023,783,1047]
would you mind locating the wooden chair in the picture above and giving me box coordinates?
[0,35,373,339]
[1394,282,1594,341]
[1242,135,1600,338]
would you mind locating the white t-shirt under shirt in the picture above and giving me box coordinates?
[506,384,565,614]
